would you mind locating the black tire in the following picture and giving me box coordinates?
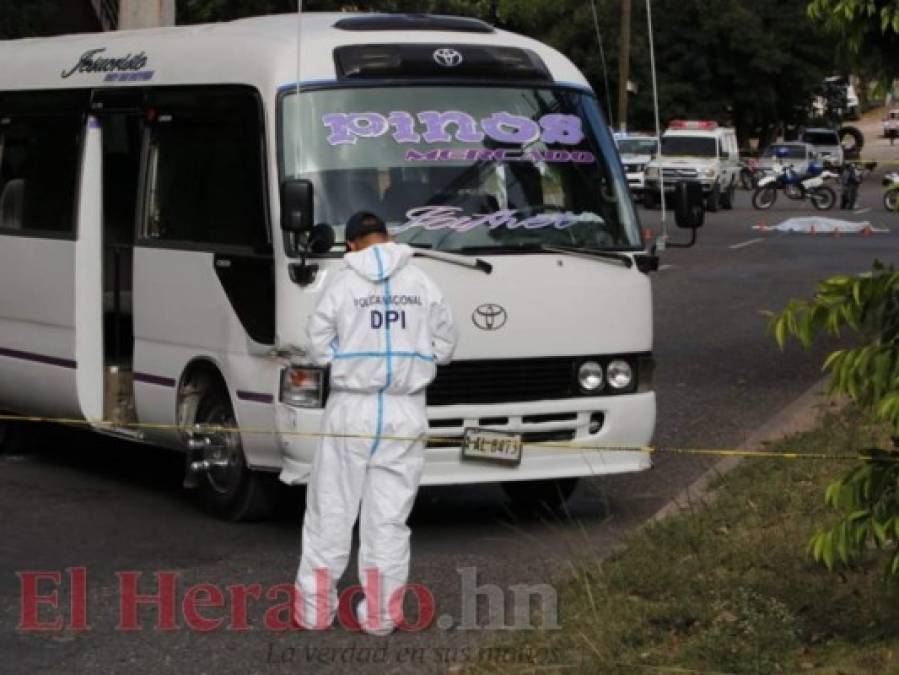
[720,183,736,210]
[752,185,777,210]
[642,190,658,209]
[839,126,864,159]
[885,189,899,212]
[502,478,579,512]
[810,186,836,211]
[194,388,278,521]
[705,184,720,212]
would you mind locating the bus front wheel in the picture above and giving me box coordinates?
[502,478,579,512]
[193,387,278,521]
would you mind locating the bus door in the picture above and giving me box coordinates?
[75,90,145,427]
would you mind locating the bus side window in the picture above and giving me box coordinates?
[0,114,82,236]
[141,88,269,251]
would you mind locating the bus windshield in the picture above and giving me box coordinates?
[281,86,641,254]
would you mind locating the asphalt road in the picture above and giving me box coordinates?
[2,170,898,675]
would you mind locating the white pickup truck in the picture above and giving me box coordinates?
[643,120,741,212]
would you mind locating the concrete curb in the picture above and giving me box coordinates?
[649,378,835,524]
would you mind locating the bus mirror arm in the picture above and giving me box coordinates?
[664,227,698,249]
[633,253,659,273]
[288,223,337,286]
[668,180,704,248]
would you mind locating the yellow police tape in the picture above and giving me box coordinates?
[1,413,897,463]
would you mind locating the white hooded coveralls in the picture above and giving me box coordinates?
[295,242,457,634]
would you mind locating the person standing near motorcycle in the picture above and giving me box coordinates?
[839,162,863,210]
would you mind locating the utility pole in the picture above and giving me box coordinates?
[617,0,632,132]
[117,0,175,30]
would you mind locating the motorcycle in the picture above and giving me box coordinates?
[752,160,838,210]
[884,171,899,212]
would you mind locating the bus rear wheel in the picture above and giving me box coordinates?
[193,388,278,521]
[502,478,579,512]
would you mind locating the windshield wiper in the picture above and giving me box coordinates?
[407,243,492,274]
[452,243,637,269]
[538,244,634,268]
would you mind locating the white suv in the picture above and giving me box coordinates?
[614,133,659,198]
[644,121,741,212]
[801,127,844,167]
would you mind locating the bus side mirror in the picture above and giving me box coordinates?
[674,181,704,229]
[281,179,314,233]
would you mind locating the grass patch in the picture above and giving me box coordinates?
[472,410,899,674]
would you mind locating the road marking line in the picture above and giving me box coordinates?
[659,264,675,271]
[854,208,871,214]
[729,238,765,250]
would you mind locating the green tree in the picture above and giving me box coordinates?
[808,0,899,82]
[500,0,834,143]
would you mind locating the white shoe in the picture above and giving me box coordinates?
[355,598,396,636]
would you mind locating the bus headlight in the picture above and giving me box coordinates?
[606,360,634,390]
[578,361,605,392]
[280,367,325,408]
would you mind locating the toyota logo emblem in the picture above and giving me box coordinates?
[472,304,508,331]
[433,48,464,68]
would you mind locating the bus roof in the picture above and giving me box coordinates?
[0,13,591,95]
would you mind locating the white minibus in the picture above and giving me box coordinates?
[0,13,700,519]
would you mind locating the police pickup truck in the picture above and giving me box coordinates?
[643,120,740,212]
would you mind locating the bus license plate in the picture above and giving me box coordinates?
[461,428,523,466]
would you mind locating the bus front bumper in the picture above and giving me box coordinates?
[277,392,655,486]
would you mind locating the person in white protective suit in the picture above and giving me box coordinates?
[294,211,458,636]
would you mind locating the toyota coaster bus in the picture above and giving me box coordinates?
[0,13,698,519]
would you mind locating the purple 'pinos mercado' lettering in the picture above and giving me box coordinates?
[539,114,585,145]
[388,111,420,143]
[417,111,485,144]
[322,110,587,147]
[322,112,389,145]
[480,112,541,145]
[403,148,596,164]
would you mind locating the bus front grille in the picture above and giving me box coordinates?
[426,357,577,406]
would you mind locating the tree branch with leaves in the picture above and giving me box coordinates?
[771,263,899,579]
